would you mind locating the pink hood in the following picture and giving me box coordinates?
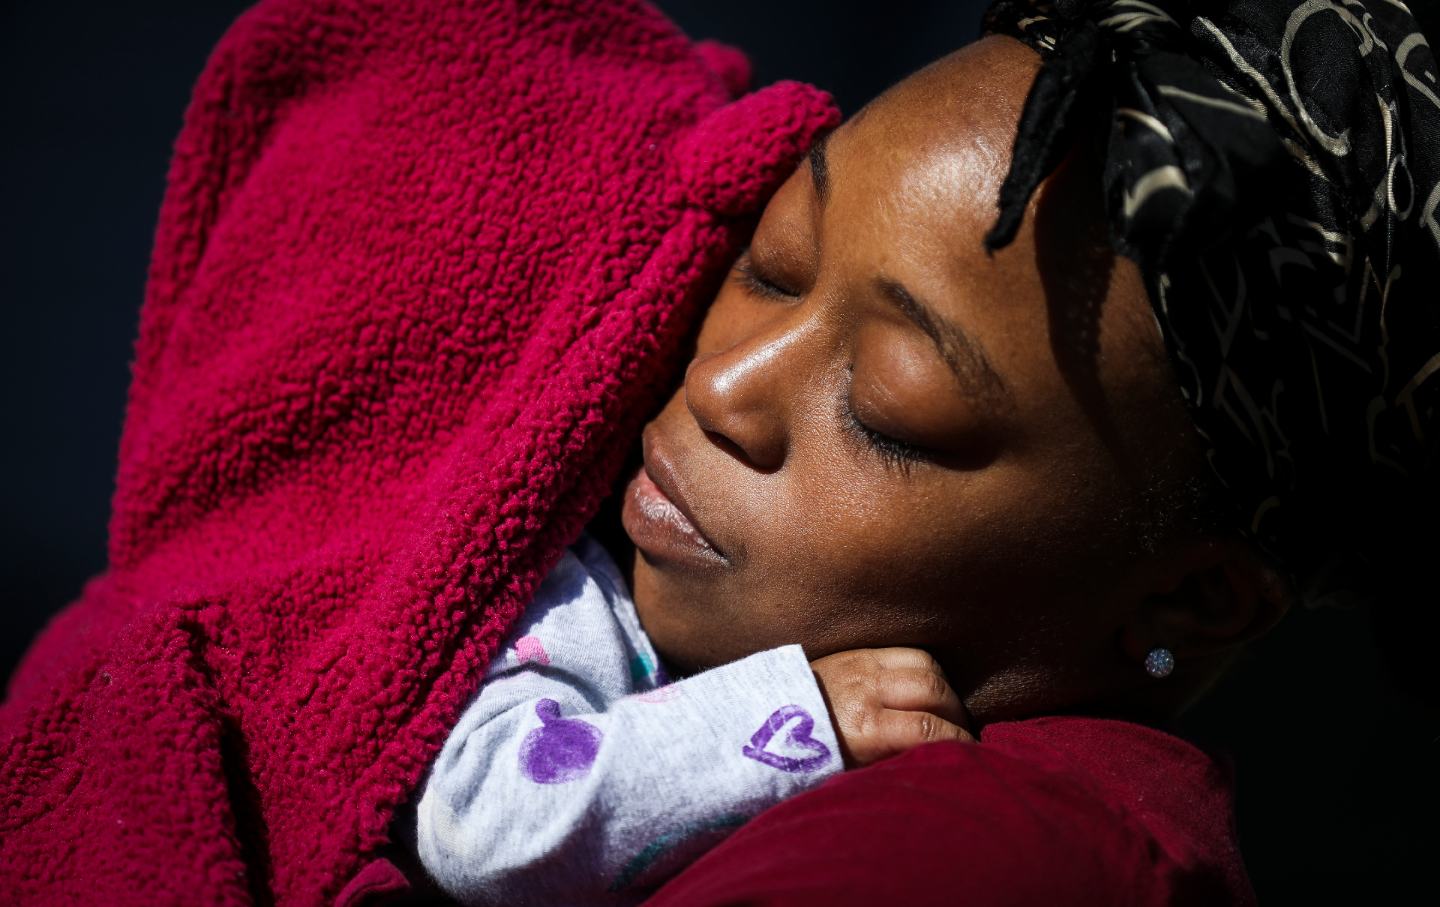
[0,0,838,902]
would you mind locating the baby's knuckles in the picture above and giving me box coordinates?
[808,650,876,764]
[810,647,973,768]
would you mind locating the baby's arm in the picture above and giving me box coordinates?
[416,618,841,905]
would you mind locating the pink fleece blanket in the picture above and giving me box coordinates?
[0,1,838,902]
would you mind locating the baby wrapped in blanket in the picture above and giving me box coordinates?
[413,531,842,904]
[23,0,1417,901]
[0,1,862,902]
[413,493,976,903]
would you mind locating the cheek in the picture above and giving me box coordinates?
[732,469,973,644]
[758,454,1112,648]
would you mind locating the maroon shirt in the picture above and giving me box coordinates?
[644,714,1256,907]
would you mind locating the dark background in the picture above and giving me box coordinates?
[3,1,1435,901]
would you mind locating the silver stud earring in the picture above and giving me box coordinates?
[1145,647,1175,679]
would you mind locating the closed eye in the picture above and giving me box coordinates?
[729,247,796,300]
[839,371,927,477]
[729,246,930,478]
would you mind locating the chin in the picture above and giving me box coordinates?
[642,622,715,678]
[633,578,732,677]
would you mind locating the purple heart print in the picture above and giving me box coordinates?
[519,698,603,784]
[741,704,832,773]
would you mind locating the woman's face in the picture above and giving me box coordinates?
[623,34,1205,721]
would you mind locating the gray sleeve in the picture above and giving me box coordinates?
[416,638,843,907]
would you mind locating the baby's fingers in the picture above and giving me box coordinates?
[876,666,971,732]
[870,708,975,762]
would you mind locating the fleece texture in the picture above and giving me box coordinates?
[0,1,839,903]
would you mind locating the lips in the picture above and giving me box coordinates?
[620,427,728,568]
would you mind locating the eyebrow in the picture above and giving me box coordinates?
[875,278,1013,411]
[807,131,1013,411]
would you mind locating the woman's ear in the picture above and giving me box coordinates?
[1120,535,1295,665]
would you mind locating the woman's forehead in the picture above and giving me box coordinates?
[843,34,1041,144]
[821,36,1045,233]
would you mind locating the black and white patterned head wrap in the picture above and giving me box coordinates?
[978,0,1440,616]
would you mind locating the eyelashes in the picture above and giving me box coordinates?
[728,248,928,476]
[839,390,924,476]
[729,248,793,300]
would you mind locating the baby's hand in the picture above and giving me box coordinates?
[809,647,975,769]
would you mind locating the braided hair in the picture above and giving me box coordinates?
[975,0,1440,701]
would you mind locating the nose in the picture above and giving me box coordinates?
[683,315,815,472]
